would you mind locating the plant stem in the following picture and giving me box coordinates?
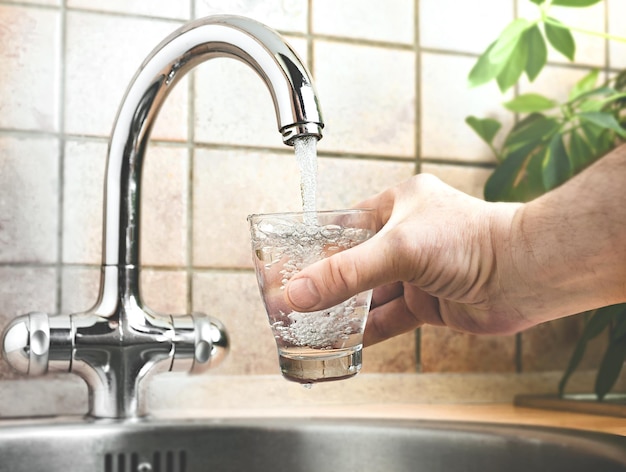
[543,17,626,44]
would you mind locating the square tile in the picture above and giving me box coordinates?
[0,5,60,132]
[317,157,416,210]
[362,331,418,373]
[420,0,514,54]
[0,136,59,263]
[192,271,278,375]
[65,11,186,139]
[62,140,106,265]
[194,0,308,34]
[313,0,414,45]
[67,0,190,19]
[421,326,517,372]
[315,40,415,158]
[192,148,302,269]
[193,36,307,149]
[141,269,188,315]
[60,266,100,314]
[0,266,57,319]
[140,144,189,267]
[420,52,514,163]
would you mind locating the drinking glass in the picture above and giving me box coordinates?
[248,209,376,384]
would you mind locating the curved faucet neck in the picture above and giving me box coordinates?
[103,15,323,274]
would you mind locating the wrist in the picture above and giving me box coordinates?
[507,192,626,324]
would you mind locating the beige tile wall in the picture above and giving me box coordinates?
[0,0,618,394]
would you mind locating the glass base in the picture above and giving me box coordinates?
[278,346,362,384]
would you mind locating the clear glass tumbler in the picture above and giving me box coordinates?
[248,209,376,384]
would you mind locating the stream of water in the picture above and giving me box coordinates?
[293,136,318,215]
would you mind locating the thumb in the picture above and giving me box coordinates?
[284,236,398,312]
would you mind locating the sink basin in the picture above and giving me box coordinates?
[0,417,624,471]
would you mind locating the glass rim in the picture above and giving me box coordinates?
[247,208,375,222]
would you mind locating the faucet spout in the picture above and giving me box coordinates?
[105,14,324,269]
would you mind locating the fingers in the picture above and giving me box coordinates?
[363,287,439,346]
[371,283,404,309]
[284,187,402,313]
[284,234,400,312]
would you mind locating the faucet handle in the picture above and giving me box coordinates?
[2,312,50,376]
[170,313,229,373]
[2,312,73,376]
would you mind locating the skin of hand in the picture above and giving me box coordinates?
[284,144,626,346]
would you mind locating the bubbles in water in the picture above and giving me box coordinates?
[252,219,373,350]
[251,220,372,275]
[275,296,360,349]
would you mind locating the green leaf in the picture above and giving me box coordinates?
[468,41,503,88]
[568,86,617,105]
[544,18,576,61]
[542,133,571,190]
[568,129,594,171]
[529,0,545,4]
[580,92,626,112]
[558,306,618,396]
[578,99,607,113]
[489,18,532,64]
[595,336,626,400]
[552,0,603,6]
[580,121,614,157]
[581,120,605,141]
[569,69,599,101]
[579,111,626,137]
[485,140,548,202]
[465,116,502,146]
[524,25,548,82]
[484,144,532,201]
[503,93,557,113]
[525,148,547,197]
[496,35,529,92]
[504,113,560,151]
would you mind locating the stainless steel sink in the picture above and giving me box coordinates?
[0,417,624,471]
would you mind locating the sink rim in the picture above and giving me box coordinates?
[0,416,625,471]
[0,414,625,442]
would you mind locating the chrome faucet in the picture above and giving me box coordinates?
[2,15,323,419]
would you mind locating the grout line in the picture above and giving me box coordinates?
[55,0,68,315]
[414,0,422,371]
[186,101,195,315]
[0,130,497,166]
[186,0,196,314]
[0,260,255,274]
[0,127,426,163]
[414,0,421,177]
[307,0,314,75]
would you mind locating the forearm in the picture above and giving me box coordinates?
[507,144,626,324]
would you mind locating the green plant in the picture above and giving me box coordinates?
[466,0,626,399]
